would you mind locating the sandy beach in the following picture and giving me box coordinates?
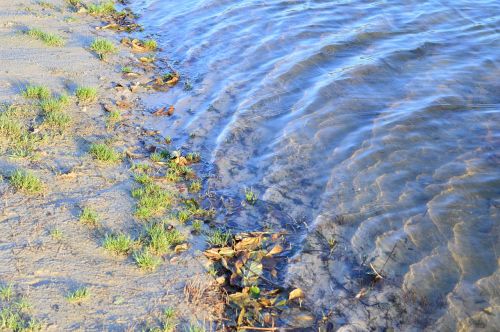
[0,0,224,330]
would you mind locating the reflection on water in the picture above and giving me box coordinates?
[129,0,499,329]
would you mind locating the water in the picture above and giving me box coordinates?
[128,0,500,329]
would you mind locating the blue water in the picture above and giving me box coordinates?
[129,0,500,329]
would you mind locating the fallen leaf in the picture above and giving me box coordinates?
[266,244,283,257]
[174,243,189,253]
[289,288,305,301]
[234,236,261,251]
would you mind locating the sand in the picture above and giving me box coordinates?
[0,0,220,330]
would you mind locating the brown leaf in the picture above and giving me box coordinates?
[166,75,179,86]
[166,105,175,116]
[153,106,166,116]
[174,243,188,253]
[234,236,262,251]
[266,244,283,257]
[289,288,305,301]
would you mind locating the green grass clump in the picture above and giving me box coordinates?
[133,249,161,271]
[79,207,99,226]
[87,0,116,15]
[189,180,201,193]
[192,220,203,234]
[103,233,134,255]
[132,184,175,219]
[0,284,13,301]
[43,111,71,130]
[90,38,117,60]
[75,87,98,104]
[9,169,43,194]
[121,66,133,73]
[106,110,121,128]
[245,187,257,205]
[22,85,50,100]
[206,229,232,248]
[160,307,178,332]
[66,287,89,303]
[39,97,66,113]
[50,228,63,241]
[26,28,65,46]
[0,112,23,138]
[146,222,184,255]
[89,143,121,163]
[143,39,157,51]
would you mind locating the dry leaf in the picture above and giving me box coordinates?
[266,244,283,257]
[289,288,305,301]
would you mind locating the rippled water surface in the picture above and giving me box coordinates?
[129,0,499,329]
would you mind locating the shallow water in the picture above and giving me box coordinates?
[129,0,500,329]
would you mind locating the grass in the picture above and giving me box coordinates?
[43,111,71,130]
[103,233,134,255]
[161,307,177,332]
[133,249,161,271]
[146,222,184,255]
[121,66,133,73]
[189,180,201,193]
[66,287,89,303]
[89,143,121,163]
[79,207,99,226]
[90,38,117,60]
[106,110,121,128]
[177,210,190,223]
[192,220,203,234]
[245,187,258,205]
[39,97,67,113]
[9,169,43,194]
[75,87,98,104]
[132,184,175,219]
[0,109,42,158]
[206,229,232,248]
[87,0,116,16]
[143,39,157,51]
[0,306,41,331]
[26,28,65,46]
[22,85,50,100]
[150,152,163,163]
[50,228,63,241]
[0,284,13,301]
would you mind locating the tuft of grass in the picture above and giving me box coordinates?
[79,207,99,226]
[177,210,190,223]
[161,307,178,332]
[150,152,163,163]
[121,66,133,73]
[189,180,201,193]
[143,39,157,51]
[244,187,258,205]
[43,111,71,130]
[9,169,43,194]
[90,37,117,60]
[106,110,121,128]
[192,220,203,234]
[66,287,89,303]
[132,184,175,219]
[0,284,13,301]
[89,143,121,163]
[22,85,50,100]
[87,0,116,16]
[39,97,66,113]
[50,228,63,241]
[206,229,232,248]
[26,28,65,46]
[146,223,184,255]
[75,87,98,104]
[133,249,161,271]
[103,233,134,255]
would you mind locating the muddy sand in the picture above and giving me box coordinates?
[0,0,225,330]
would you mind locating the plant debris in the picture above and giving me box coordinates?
[204,231,304,329]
